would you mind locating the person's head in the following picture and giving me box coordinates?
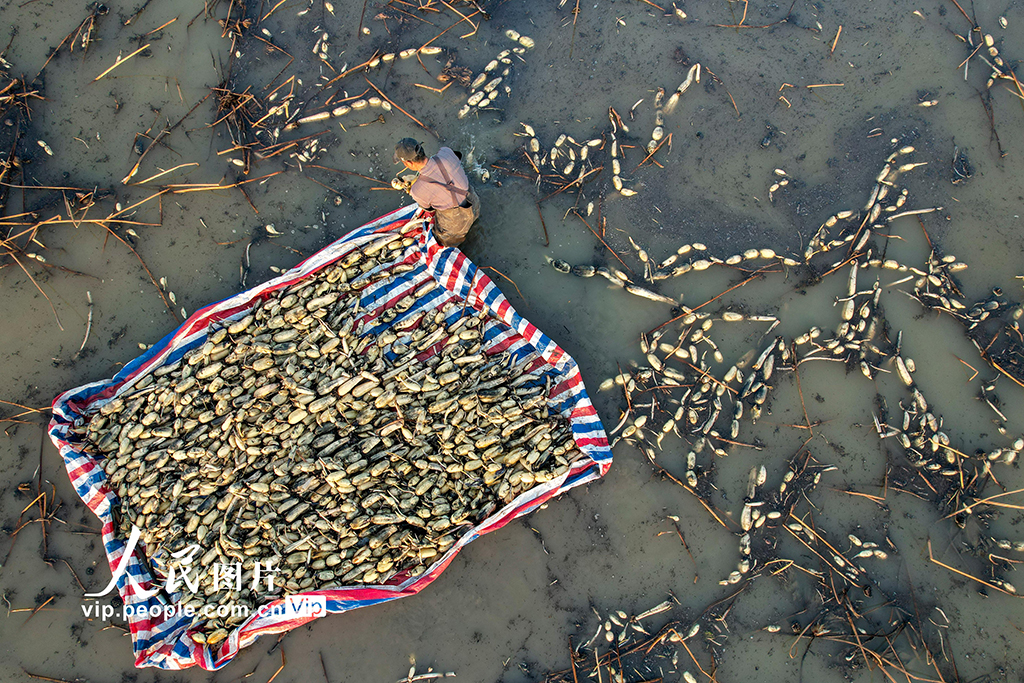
[394,138,427,171]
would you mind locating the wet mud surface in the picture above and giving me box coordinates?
[1,0,1024,681]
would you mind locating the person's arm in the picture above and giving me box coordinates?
[408,178,433,210]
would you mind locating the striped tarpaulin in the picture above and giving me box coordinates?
[49,205,611,670]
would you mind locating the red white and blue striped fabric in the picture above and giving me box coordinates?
[49,205,611,670]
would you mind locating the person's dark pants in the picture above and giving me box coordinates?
[433,188,481,247]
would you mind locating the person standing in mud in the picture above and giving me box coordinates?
[392,138,481,247]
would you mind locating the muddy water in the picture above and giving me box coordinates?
[1,0,1023,681]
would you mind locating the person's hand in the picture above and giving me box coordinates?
[391,176,414,192]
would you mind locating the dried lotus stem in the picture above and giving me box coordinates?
[364,77,438,138]
[7,253,63,330]
[92,44,150,82]
[635,133,672,170]
[536,203,550,247]
[928,539,1020,597]
[439,1,479,38]
[419,9,483,50]
[571,210,634,275]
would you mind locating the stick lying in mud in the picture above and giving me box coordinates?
[928,539,1020,596]
[536,203,550,247]
[571,210,633,275]
[92,44,150,82]
[635,133,672,170]
[364,77,438,138]
[22,670,79,683]
[6,252,64,330]
[72,291,93,360]
[481,266,528,303]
